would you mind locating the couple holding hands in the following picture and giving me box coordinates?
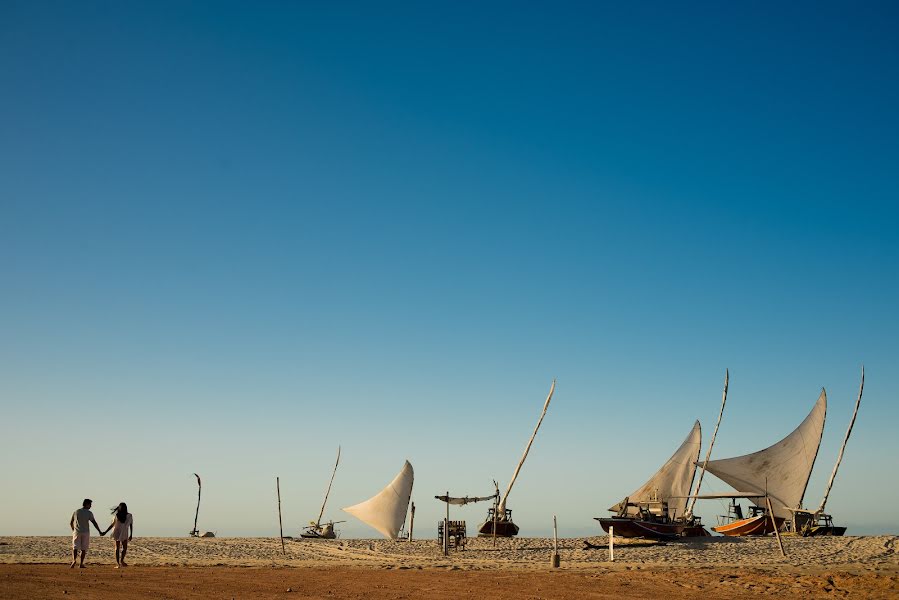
[69,498,134,568]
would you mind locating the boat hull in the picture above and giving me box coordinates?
[477,520,520,537]
[804,525,847,536]
[712,515,785,536]
[596,517,708,540]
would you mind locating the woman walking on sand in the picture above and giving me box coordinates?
[102,502,133,567]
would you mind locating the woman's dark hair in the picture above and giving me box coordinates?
[111,502,128,523]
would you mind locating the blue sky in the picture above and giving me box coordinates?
[1,1,897,538]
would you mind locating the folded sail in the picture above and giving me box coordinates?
[609,421,702,519]
[704,390,826,519]
[343,461,414,539]
[435,494,497,506]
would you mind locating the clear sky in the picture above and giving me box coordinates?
[1,1,897,538]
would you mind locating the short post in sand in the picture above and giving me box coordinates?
[765,495,785,558]
[608,525,614,562]
[277,477,285,554]
[551,515,560,568]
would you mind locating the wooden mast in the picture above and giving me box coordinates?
[817,366,864,514]
[686,369,728,517]
[191,473,201,536]
[316,446,341,529]
[497,379,555,514]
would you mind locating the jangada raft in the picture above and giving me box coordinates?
[343,461,414,540]
[703,389,828,536]
[477,380,555,537]
[595,370,731,540]
[301,446,345,539]
[596,421,710,540]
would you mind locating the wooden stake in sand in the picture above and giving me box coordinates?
[609,525,614,562]
[551,515,560,568]
[765,495,785,558]
[277,477,285,554]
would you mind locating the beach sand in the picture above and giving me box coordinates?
[2,535,897,598]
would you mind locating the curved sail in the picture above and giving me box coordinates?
[704,390,826,519]
[610,420,702,519]
[343,461,414,539]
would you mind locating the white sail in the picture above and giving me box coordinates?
[343,461,413,540]
[610,420,702,519]
[704,390,826,519]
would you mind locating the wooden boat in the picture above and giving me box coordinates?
[596,499,711,540]
[302,447,342,539]
[595,420,708,541]
[702,389,828,536]
[711,502,784,535]
[597,371,730,541]
[477,380,555,537]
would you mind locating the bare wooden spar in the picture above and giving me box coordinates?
[316,446,341,528]
[818,366,864,513]
[497,379,555,514]
[686,369,729,517]
[190,473,201,537]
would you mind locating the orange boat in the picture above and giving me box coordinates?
[711,505,784,536]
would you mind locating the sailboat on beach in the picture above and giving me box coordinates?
[701,389,827,536]
[477,380,555,537]
[595,370,730,540]
[343,461,414,540]
[596,420,708,539]
[301,446,345,539]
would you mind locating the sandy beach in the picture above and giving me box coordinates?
[2,535,897,598]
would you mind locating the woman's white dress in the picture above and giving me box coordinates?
[110,514,132,542]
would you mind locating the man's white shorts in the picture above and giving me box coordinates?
[72,533,90,551]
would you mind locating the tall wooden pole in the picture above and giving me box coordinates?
[409,502,415,541]
[818,366,864,514]
[316,446,341,529]
[277,477,285,554]
[498,380,555,515]
[191,473,201,537]
[492,481,499,547]
[687,369,728,517]
[444,490,450,556]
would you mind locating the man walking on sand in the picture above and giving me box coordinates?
[70,498,104,568]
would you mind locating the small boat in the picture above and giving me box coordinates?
[302,446,343,539]
[596,420,708,540]
[703,389,827,536]
[344,460,414,540]
[597,371,734,541]
[712,500,784,535]
[477,380,555,537]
